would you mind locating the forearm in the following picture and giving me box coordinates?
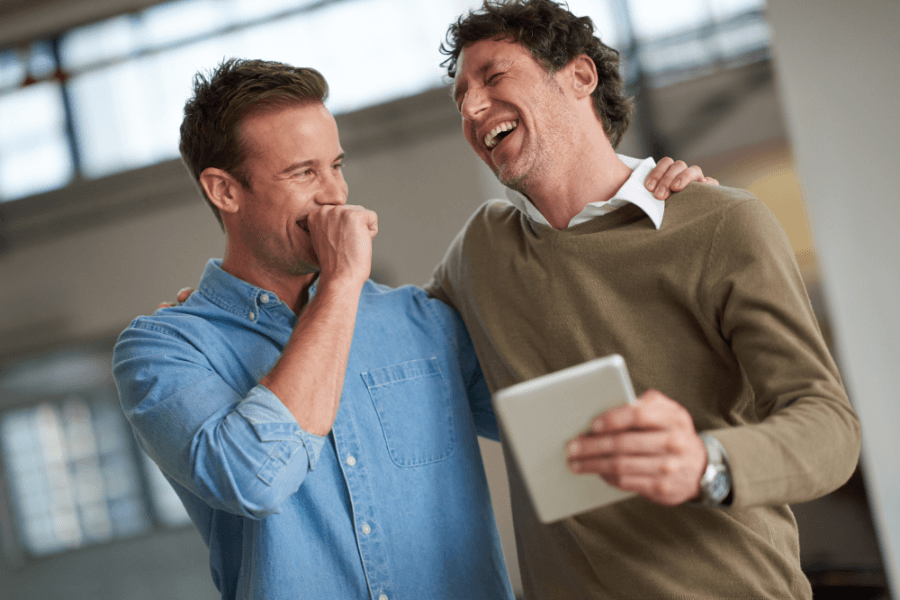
[706,199,860,507]
[114,326,322,519]
[261,275,364,435]
[713,393,860,508]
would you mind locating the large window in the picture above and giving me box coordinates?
[0,347,190,560]
[0,0,768,203]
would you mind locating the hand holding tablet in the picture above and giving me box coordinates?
[492,354,638,523]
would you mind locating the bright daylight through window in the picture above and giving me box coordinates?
[0,0,766,204]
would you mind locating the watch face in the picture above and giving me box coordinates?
[710,471,730,502]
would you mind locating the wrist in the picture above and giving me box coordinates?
[695,433,733,507]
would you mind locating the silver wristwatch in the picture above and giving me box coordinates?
[698,433,732,507]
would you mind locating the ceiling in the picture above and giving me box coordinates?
[0,0,166,50]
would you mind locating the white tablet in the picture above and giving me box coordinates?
[493,354,637,523]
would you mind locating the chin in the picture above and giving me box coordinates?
[497,166,532,193]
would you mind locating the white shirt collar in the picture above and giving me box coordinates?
[504,155,666,230]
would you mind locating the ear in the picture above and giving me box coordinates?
[199,167,243,215]
[565,54,598,100]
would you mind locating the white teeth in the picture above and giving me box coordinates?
[484,121,518,149]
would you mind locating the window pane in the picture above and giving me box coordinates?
[139,0,233,47]
[59,15,138,71]
[28,41,58,79]
[714,18,771,58]
[226,0,320,22]
[0,392,151,556]
[0,49,26,91]
[710,0,766,20]
[626,0,711,40]
[566,0,622,49]
[640,39,714,75]
[0,82,73,201]
[141,453,191,527]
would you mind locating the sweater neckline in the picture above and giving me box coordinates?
[524,203,650,239]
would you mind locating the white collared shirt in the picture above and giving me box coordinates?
[504,155,666,230]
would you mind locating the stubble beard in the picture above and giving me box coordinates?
[491,135,540,194]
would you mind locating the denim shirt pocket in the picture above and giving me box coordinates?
[362,357,456,467]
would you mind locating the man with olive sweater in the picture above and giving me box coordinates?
[428,1,861,598]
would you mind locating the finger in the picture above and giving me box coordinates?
[176,287,194,303]
[644,156,674,193]
[670,165,703,191]
[157,302,176,309]
[592,391,691,433]
[703,177,719,186]
[569,454,678,478]
[653,160,688,200]
[568,431,673,459]
[365,209,378,236]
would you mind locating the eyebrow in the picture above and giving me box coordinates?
[277,152,345,177]
[452,57,509,105]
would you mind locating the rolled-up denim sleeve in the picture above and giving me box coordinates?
[113,321,324,519]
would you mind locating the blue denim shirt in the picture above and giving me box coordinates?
[113,260,513,600]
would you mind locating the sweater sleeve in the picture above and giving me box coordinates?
[699,199,860,508]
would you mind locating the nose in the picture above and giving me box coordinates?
[459,85,489,122]
[317,169,348,206]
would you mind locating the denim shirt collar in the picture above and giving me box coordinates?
[197,259,316,323]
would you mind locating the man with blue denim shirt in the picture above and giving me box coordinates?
[112,59,513,600]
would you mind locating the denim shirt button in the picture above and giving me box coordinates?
[346,455,356,466]
[248,311,255,320]
[361,523,371,535]
[378,594,388,600]
[259,294,270,304]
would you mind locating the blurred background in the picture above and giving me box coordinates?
[0,0,897,598]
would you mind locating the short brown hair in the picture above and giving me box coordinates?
[179,58,329,228]
[440,0,632,148]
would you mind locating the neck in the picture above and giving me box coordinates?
[221,246,318,315]
[525,135,633,230]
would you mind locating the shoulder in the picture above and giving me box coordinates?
[448,199,523,255]
[358,281,463,346]
[664,183,776,233]
[114,298,234,363]
[671,183,757,213]
[360,281,459,323]
[473,198,520,227]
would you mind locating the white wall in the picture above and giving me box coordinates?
[766,0,900,594]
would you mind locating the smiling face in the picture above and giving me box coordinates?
[454,38,578,192]
[233,102,348,278]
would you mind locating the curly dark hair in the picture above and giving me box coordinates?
[440,0,632,148]
[179,58,329,229]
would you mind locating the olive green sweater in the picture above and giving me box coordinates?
[426,184,860,599]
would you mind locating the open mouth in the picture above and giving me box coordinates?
[485,121,518,150]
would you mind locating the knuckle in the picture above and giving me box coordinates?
[666,435,687,455]
[607,457,626,477]
[673,160,687,169]
[653,479,673,498]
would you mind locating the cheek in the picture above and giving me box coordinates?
[463,122,479,150]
